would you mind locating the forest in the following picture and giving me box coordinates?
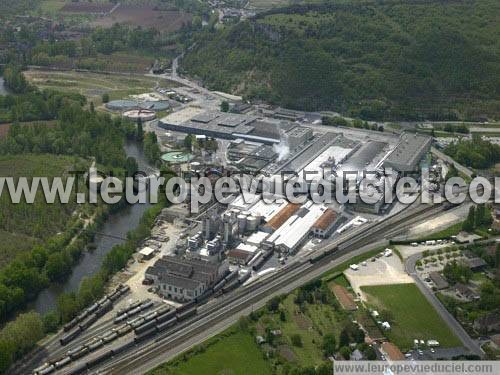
[181,0,500,121]
[444,135,500,170]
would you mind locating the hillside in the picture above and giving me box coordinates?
[0,154,90,268]
[181,0,500,121]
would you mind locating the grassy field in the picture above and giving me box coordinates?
[149,330,272,375]
[39,0,66,13]
[361,283,461,350]
[24,70,177,104]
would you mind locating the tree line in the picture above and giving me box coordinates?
[181,0,500,121]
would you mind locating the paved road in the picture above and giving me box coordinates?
[405,254,484,357]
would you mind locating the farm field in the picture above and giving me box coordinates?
[24,70,177,103]
[148,330,272,375]
[361,283,461,350]
[90,4,192,32]
[61,2,115,13]
[247,0,290,9]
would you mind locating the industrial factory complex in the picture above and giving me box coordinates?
[134,107,433,305]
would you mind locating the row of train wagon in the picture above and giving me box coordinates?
[60,285,130,346]
[33,304,198,375]
[34,269,258,374]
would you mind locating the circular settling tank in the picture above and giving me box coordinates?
[105,100,138,111]
[123,109,156,122]
[161,151,194,164]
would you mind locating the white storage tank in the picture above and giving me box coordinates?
[247,216,259,232]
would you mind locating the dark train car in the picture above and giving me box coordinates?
[237,272,251,284]
[96,300,113,317]
[156,318,177,332]
[69,346,89,360]
[79,313,98,331]
[195,289,213,303]
[222,280,239,294]
[176,308,197,321]
[59,327,82,346]
[213,279,226,293]
[224,270,239,283]
[155,310,176,324]
[87,303,99,314]
[134,320,156,335]
[176,300,195,313]
[134,327,157,343]
[63,319,79,332]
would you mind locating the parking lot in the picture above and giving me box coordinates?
[345,252,414,299]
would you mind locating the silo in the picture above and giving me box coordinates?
[223,221,233,244]
[247,216,259,232]
[237,214,248,235]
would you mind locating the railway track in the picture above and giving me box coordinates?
[92,201,448,374]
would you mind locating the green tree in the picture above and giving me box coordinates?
[339,328,350,348]
[364,345,377,360]
[125,156,139,177]
[291,334,303,347]
[136,117,144,142]
[443,261,473,284]
[322,333,336,356]
[267,296,281,312]
[463,206,475,232]
[220,100,229,112]
[339,346,351,360]
[45,253,71,283]
[101,93,110,103]
[0,339,13,374]
[42,311,60,334]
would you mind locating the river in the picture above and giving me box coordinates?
[32,141,154,314]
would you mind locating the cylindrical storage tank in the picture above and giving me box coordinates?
[237,214,247,234]
[123,109,156,122]
[224,221,233,243]
[247,216,259,232]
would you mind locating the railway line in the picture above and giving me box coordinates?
[26,198,460,375]
[80,201,450,374]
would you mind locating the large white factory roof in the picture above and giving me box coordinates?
[236,243,259,253]
[246,231,270,246]
[266,202,328,252]
[247,199,287,222]
[298,145,353,179]
[228,192,260,211]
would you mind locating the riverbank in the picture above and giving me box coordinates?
[32,141,155,314]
